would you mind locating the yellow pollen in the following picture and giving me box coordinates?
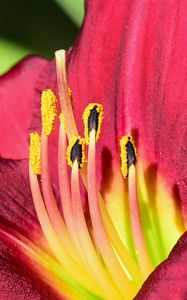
[29,132,41,175]
[41,89,57,135]
[83,103,104,144]
[66,136,87,169]
[120,135,137,178]
[59,113,66,129]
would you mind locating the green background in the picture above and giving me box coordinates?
[0,0,84,75]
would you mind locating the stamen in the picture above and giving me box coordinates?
[128,164,153,277]
[40,90,101,290]
[98,196,143,285]
[58,116,87,264]
[40,90,85,269]
[66,136,87,169]
[29,132,41,175]
[87,129,136,299]
[120,135,137,178]
[41,89,57,136]
[70,159,125,300]
[83,103,104,144]
[55,55,142,283]
[82,109,142,284]
[29,164,97,294]
[120,135,153,277]
[23,45,183,300]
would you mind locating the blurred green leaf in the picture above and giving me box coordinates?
[0,0,81,75]
[54,0,84,26]
[0,38,31,75]
[0,0,79,57]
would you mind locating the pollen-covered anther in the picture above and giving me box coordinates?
[83,103,104,144]
[41,89,57,135]
[120,135,137,178]
[66,136,87,169]
[29,132,41,175]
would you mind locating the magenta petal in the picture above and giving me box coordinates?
[0,56,56,159]
[0,159,41,240]
[135,232,187,300]
[67,0,187,216]
[0,233,62,300]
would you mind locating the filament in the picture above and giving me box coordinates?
[58,120,87,264]
[87,129,137,299]
[71,159,124,300]
[41,131,83,268]
[0,227,100,300]
[29,165,97,293]
[128,164,153,277]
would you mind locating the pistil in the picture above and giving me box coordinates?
[55,49,78,138]
[58,114,83,262]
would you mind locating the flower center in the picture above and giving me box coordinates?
[1,49,183,300]
[28,49,152,300]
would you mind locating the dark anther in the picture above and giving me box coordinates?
[70,140,83,168]
[126,137,136,167]
[88,106,99,134]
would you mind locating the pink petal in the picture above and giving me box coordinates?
[0,56,56,160]
[0,159,67,299]
[0,159,41,241]
[135,232,187,299]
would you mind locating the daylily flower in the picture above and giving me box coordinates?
[0,0,187,299]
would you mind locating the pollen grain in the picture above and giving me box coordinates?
[29,132,41,175]
[41,89,57,136]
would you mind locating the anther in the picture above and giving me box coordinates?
[29,132,41,175]
[83,103,104,144]
[120,135,137,178]
[41,89,57,135]
[67,136,87,169]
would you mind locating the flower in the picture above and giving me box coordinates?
[0,0,187,299]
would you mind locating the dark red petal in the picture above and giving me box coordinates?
[0,232,63,300]
[0,159,41,241]
[0,160,66,298]
[134,231,187,300]
[0,55,56,160]
[67,0,187,217]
